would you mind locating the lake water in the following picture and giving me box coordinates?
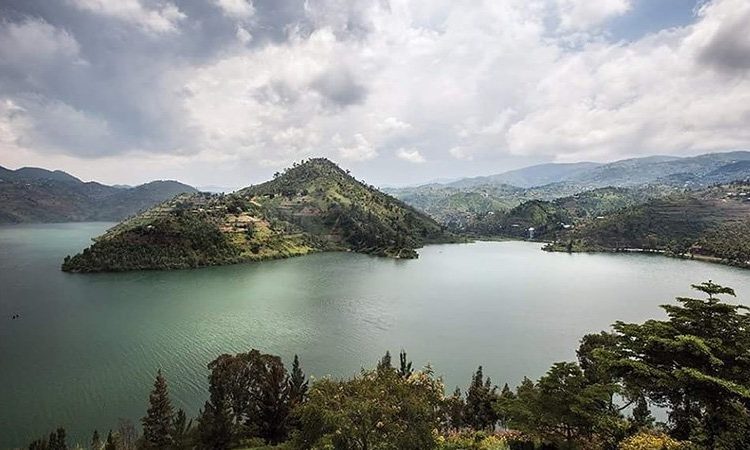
[2,223,749,447]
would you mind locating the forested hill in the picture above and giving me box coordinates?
[0,165,197,223]
[62,158,453,272]
[544,182,750,266]
[385,151,750,225]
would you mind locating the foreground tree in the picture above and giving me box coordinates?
[197,349,292,447]
[464,366,498,430]
[498,363,624,448]
[91,430,101,450]
[583,281,750,447]
[289,354,309,407]
[398,350,414,379]
[104,430,116,450]
[294,364,444,450]
[442,386,466,431]
[141,370,175,448]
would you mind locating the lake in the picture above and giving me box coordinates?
[1,223,749,448]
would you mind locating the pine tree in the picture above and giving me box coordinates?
[377,351,392,371]
[141,369,175,448]
[91,430,101,450]
[465,366,498,430]
[171,408,193,448]
[289,354,309,407]
[198,399,233,450]
[398,350,413,379]
[104,430,116,450]
[47,427,66,450]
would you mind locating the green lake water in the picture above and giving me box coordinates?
[2,222,749,448]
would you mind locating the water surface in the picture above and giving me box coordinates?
[2,223,749,447]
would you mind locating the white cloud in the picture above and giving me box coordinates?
[3,0,750,186]
[449,146,473,161]
[396,147,426,163]
[215,0,255,20]
[70,0,185,33]
[338,133,377,161]
[377,117,412,132]
[556,0,632,31]
[0,19,82,69]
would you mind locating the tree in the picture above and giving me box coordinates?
[198,349,292,445]
[588,281,750,447]
[91,430,102,450]
[377,350,392,371]
[294,366,444,450]
[116,420,138,450]
[141,369,175,448]
[172,409,192,448]
[289,354,308,407]
[464,366,498,430]
[495,383,516,429]
[442,386,465,431]
[497,364,624,448]
[197,399,233,450]
[104,431,116,450]
[47,427,66,450]
[398,350,414,379]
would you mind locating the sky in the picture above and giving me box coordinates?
[0,0,749,188]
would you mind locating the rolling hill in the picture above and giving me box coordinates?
[61,158,453,272]
[386,151,750,225]
[0,166,197,223]
[544,182,750,266]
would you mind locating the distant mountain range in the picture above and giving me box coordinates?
[385,151,750,224]
[62,158,454,272]
[0,165,197,223]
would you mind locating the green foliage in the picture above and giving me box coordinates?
[289,355,308,408]
[62,213,243,272]
[198,349,293,448]
[27,427,67,450]
[142,369,175,448]
[465,367,498,430]
[293,364,444,450]
[581,281,750,447]
[496,363,624,448]
[546,183,750,266]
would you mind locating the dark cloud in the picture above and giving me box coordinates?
[698,9,750,73]
[311,69,367,107]
[0,0,331,158]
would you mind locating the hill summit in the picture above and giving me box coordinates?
[62,158,452,272]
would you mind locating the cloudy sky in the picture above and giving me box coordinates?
[0,0,749,188]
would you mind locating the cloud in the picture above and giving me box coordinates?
[215,0,255,20]
[694,0,750,73]
[556,0,632,31]
[396,148,426,163]
[69,0,186,34]
[449,146,473,161]
[0,0,748,187]
[337,133,377,161]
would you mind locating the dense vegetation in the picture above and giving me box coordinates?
[544,183,750,267]
[62,159,454,272]
[0,165,197,223]
[25,281,750,449]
